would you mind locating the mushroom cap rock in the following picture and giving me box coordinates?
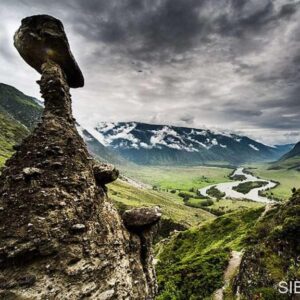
[122,207,162,230]
[14,15,84,88]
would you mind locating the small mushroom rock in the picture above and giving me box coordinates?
[70,223,86,233]
[93,162,119,185]
[14,15,84,88]
[122,206,162,230]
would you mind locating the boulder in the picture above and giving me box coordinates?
[93,162,119,185]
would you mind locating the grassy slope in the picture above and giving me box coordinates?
[108,179,214,227]
[122,165,233,191]
[233,192,300,299]
[156,191,300,300]
[0,83,42,130]
[0,111,29,167]
[155,207,264,299]
[271,156,300,170]
[248,164,300,200]
[0,83,43,167]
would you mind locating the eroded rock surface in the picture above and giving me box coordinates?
[0,15,160,300]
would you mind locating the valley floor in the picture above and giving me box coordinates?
[245,163,300,201]
[117,165,269,216]
[121,165,233,191]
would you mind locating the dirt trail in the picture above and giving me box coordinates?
[256,203,274,223]
[213,251,243,300]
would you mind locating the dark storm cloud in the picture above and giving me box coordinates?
[279,2,300,17]
[1,0,300,144]
[68,0,212,62]
[8,0,278,62]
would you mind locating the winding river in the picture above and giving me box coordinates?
[199,167,277,203]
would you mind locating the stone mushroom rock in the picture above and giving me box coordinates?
[93,162,119,186]
[0,15,159,299]
[14,14,84,88]
[122,206,162,230]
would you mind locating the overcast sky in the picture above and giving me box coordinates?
[1,0,300,145]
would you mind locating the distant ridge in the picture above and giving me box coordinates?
[270,141,300,170]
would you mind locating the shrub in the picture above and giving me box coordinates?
[206,186,225,199]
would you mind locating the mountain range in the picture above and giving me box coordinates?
[92,121,293,165]
[0,83,295,167]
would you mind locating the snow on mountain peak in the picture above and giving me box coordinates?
[76,121,292,165]
[85,122,275,156]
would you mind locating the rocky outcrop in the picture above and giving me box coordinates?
[122,207,162,299]
[0,15,160,299]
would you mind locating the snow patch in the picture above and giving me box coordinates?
[190,129,207,136]
[249,144,259,151]
[95,122,140,148]
[149,126,198,152]
[140,142,153,149]
[211,138,218,146]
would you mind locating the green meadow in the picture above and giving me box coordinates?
[121,165,233,191]
[247,163,300,201]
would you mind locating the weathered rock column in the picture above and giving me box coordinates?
[39,61,73,121]
[0,15,160,300]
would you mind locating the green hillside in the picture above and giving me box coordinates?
[156,190,300,299]
[0,111,29,166]
[271,156,300,171]
[0,83,43,167]
[234,191,300,299]
[0,83,42,129]
[156,207,264,299]
[269,141,300,171]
